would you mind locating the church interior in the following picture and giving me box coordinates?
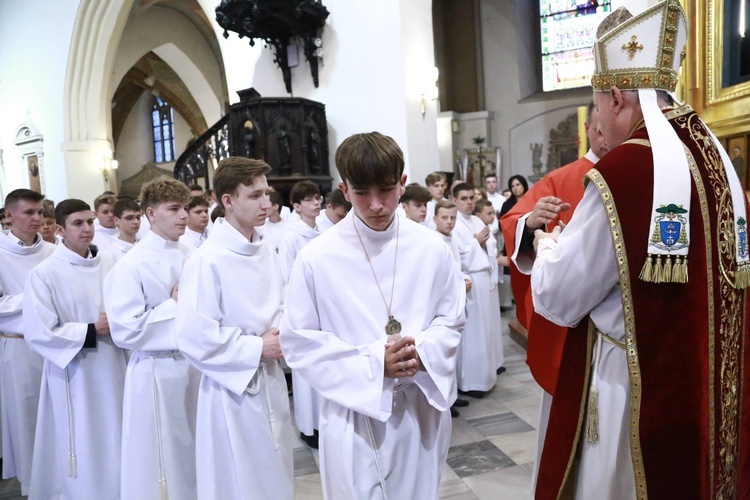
[0,0,749,498]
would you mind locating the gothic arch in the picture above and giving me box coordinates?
[63,0,227,146]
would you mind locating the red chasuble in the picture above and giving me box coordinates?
[536,106,750,499]
[500,157,593,395]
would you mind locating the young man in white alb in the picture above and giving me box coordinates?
[103,178,199,500]
[281,132,465,499]
[280,180,322,447]
[423,171,447,230]
[179,196,209,249]
[315,188,351,232]
[24,198,127,500]
[40,208,57,244]
[105,198,141,263]
[92,194,118,251]
[451,182,497,397]
[474,198,505,375]
[433,199,473,417]
[176,157,293,500]
[0,189,55,495]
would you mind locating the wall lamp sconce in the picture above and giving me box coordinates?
[100,151,118,182]
[421,67,440,120]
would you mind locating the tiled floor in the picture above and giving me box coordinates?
[0,310,540,500]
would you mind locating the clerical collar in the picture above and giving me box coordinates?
[349,211,397,242]
[212,218,263,256]
[56,241,98,266]
[7,230,39,247]
[584,148,600,164]
[0,230,47,256]
[142,230,180,249]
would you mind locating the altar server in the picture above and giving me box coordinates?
[104,177,199,500]
[176,157,293,500]
[281,132,465,499]
[451,182,498,396]
[92,194,118,251]
[104,198,141,263]
[280,180,322,448]
[0,189,54,495]
[24,199,127,500]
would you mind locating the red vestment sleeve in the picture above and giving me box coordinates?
[499,158,593,394]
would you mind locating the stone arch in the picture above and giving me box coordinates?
[62,0,227,198]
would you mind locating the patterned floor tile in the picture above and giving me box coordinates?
[446,439,515,478]
[466,411,535,439]
[462,465,533,500]
[490,430,538,465]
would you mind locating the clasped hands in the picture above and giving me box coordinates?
[384,334,423,378]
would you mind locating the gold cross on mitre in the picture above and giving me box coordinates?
[622,35,644,59]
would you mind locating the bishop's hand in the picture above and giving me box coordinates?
[384,336,418,378]
[526,196,571,230]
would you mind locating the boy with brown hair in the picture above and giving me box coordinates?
[179,196,210,249]
[106,198,142,263]
[399,183,432,223]
[424,171,448,229]
[40,207,57,244]
[0,189,55,495]
[281,132,465,499]
[92,194,118,251]
[176,157,293,499]
[103,177,199,500]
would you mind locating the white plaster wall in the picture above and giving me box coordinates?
[114,91,192,192]
[216,0,437,184]
[0,0,79,201]
[111,5,224,126]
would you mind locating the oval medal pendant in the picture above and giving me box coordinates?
[385,315,402,335]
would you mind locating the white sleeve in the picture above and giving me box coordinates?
[23,270,87,370]
[531,183,619,327]
[104,262,178,352]
[176,255,263,396]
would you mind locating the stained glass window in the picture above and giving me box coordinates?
[540,0,612,92]
[152,97,175,163]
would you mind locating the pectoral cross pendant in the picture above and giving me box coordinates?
[386,315,402,335]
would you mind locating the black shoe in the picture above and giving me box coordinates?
[500,306,513,313]
[450,406,460,418]
[496,366,507,375]
[458,390,485,399]
[300,430,319,449]
[453,398,469,407]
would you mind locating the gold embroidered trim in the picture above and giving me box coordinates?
[622,138,652,148]
[585,168,648,499]
[591,70,679,92]
[662,104,694,121]
[556,321,596,500]
[682,143,716,493]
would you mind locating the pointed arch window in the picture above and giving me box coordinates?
[152,96,176,163]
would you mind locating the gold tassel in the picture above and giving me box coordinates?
[585,384,599,444]
[684,258,689,283]
[672,256,684,283]
[653,255,664,284]
[662,255,673,283]
[735,264,750,289]
[639,255,654,282]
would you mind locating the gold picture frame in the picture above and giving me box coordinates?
[706,0,750,105]
[685,0,750,137]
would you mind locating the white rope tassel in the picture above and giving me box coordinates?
[365,417,389,500]
[64,367,78,477]
[585,335,604,444]
[151,357,169,500]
